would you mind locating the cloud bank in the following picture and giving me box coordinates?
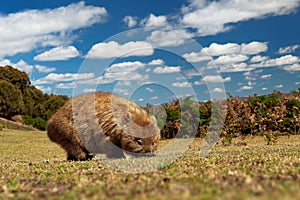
[0,1,108,58]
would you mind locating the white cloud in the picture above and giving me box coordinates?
[0,59,33,73]
[123,16,138,28]
[118,81,132,87]
[106,61,145,73]
[219,62,250,73]
[184,41,267,63]
[240,42,268,55]
[146,87,154,92]
[35,65,56,73]
[104,61,147,81]
[267,55,299,66]
[35,85,52,93]
[283,63,300,72]
[202,75,231,83]
[254,69,263,74]
[0,2,108,58]
[250,55,269,63]
[243,70,262,81]
[212,87,225,93]
[262,87,268,91]
[86,41,154,59]
[176,76,186,81]
[83,88,97,93]
[146,29,194,47]
[78,76,114,85]
[201,43,241,56]
[210,54,249,65]
[247,81,254,86]
[0,35,63,58]
[243,71,252,76]
[184,69,202,78]
[153,66,181,74]
[275,84,283,89]
[33,73,94,85]
[181,0,300,36]
[78,61,148,85]
[148,59,165,65]
[151,96,159,100]
[245,76,256,81]
[238,85,253,91]
[278,45,300,54]
[34,46,80,61]
[252,55,300,68]
[194,80,203,85]
[56,82,76,89]
[183,52,212,63]
[172,82,192,88]
[142,14,168,27]
[260,74,272,79]
[15,60,34,74]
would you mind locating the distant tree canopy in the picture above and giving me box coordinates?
[0,80,24,118]
[0,65,68,130]
[0,66,30,92]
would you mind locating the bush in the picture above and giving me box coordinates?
[23,116,34,125]
[23,116,47,130]
[32,117,47,131]
[147,89,300,139]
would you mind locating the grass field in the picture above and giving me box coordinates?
[0,129,300,200]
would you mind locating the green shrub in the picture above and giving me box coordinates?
[23,116,47,130]
[23,116,34,125]
[32,117,47,131]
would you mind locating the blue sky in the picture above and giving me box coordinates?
[1,0,300,106]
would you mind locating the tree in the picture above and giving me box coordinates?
[0,80,24,118]
[43,95,67,120]
[0,66,30,92]
[0,65,68,129]
[179,96,200,138]
[22,86,45,117]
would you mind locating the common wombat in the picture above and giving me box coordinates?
[47,92,160,161]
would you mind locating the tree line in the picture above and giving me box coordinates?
[0,66,68,130]
[1,65,300,137]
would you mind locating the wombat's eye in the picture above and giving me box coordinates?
[137,139,143,145]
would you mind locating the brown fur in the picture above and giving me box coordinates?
[47,92,160,161]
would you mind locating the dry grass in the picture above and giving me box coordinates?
[0,129,300,200]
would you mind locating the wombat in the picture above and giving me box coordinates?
[47,92,160,161]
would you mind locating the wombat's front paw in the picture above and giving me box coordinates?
[67,152,94,161]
